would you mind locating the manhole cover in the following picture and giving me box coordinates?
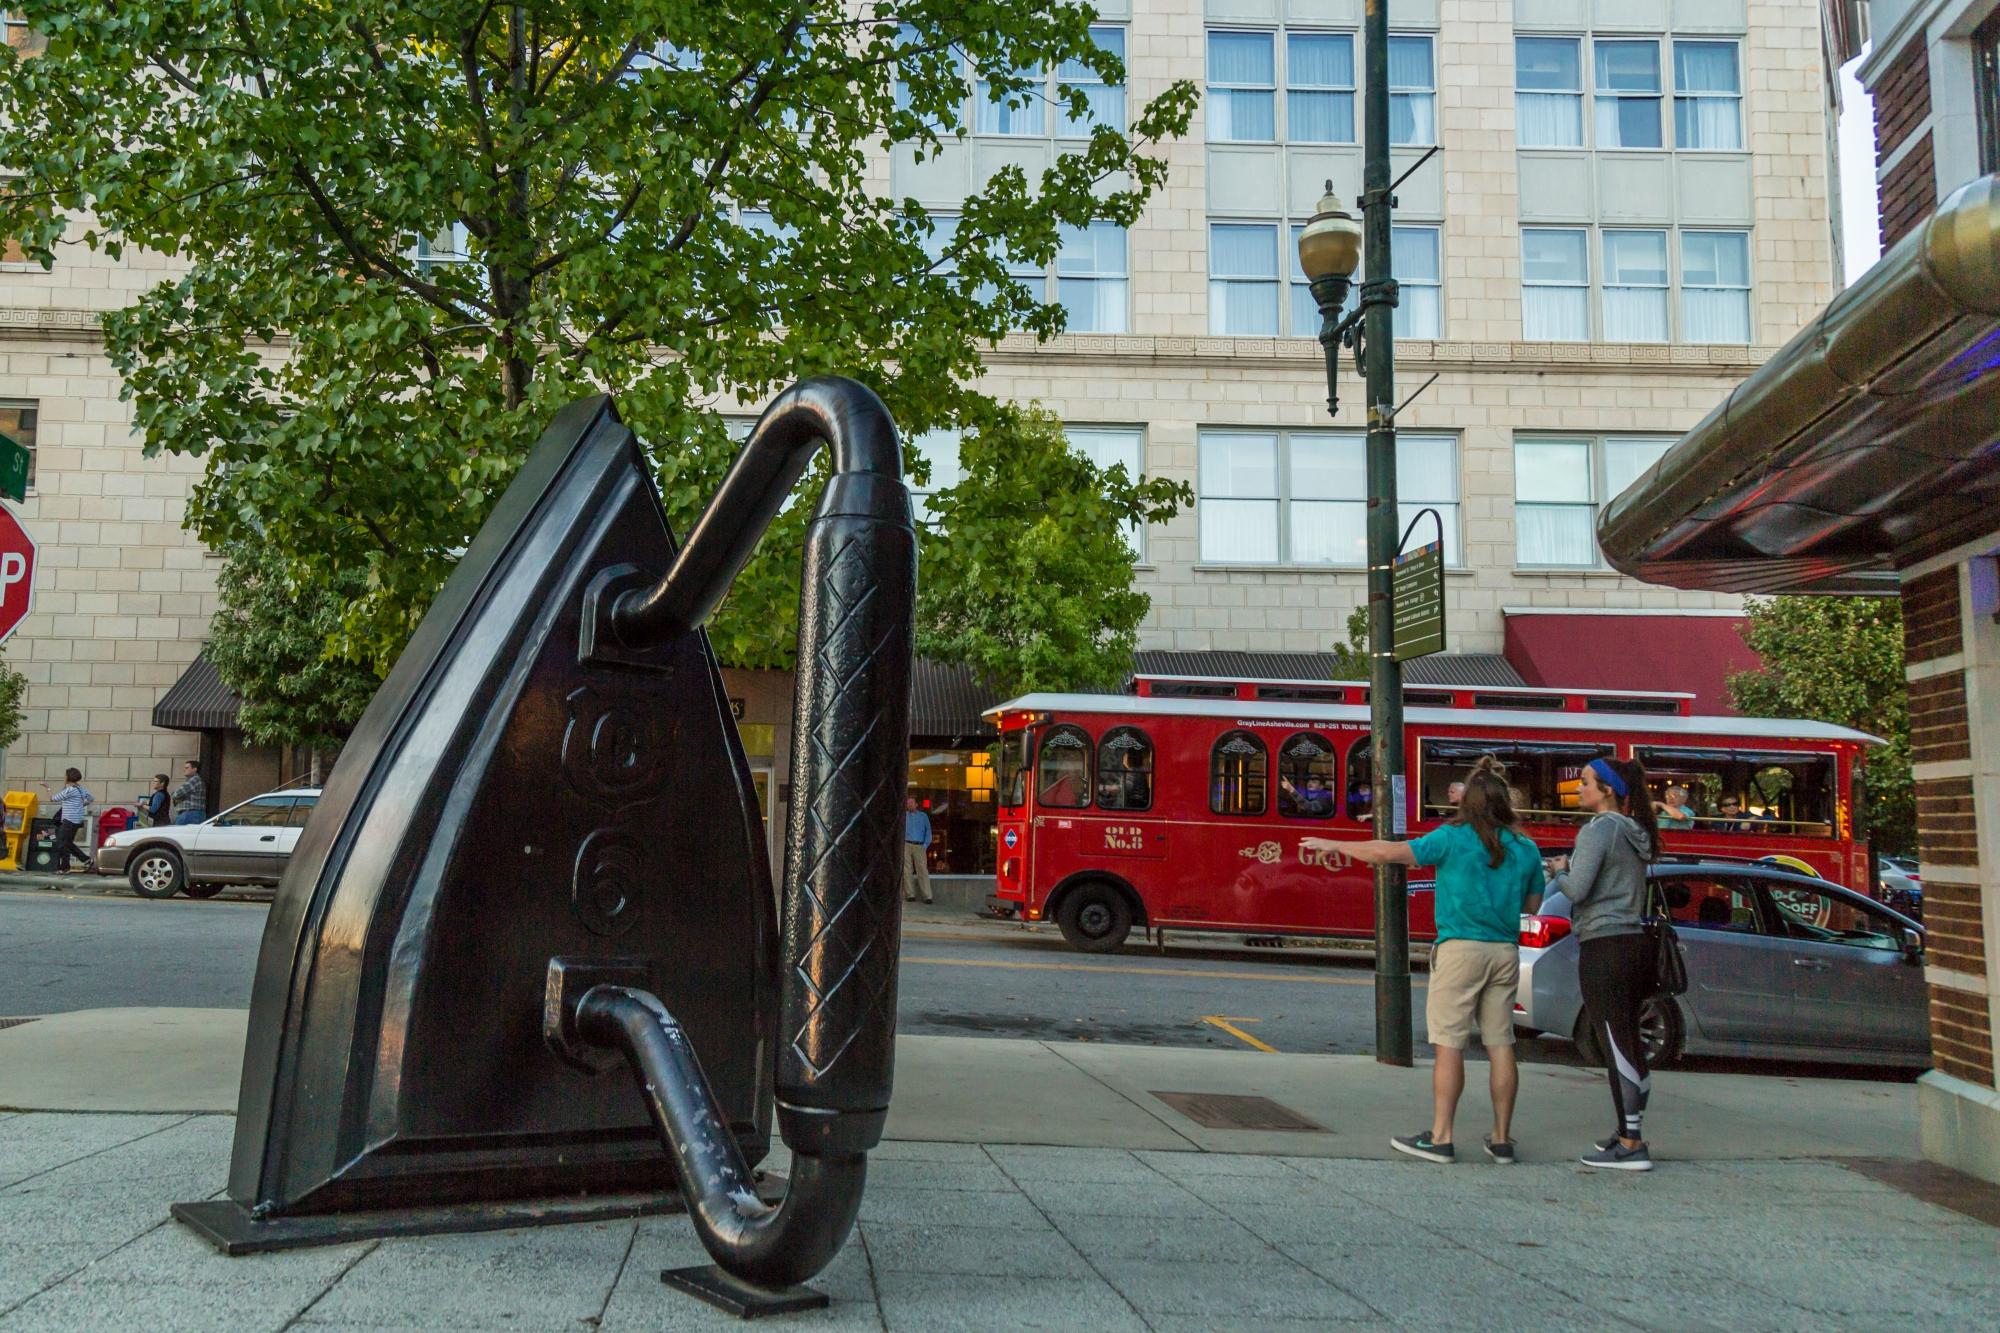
[0,1017,39,1031]
[1150,1091,1326,1133]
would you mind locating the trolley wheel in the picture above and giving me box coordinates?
[1057,881,1133,954]
[182,881,224,900]
[127,847,186,900]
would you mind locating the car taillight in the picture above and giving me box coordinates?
[1519,914,1571,949]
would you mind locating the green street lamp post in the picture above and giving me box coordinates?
[1296,16,1413,1067]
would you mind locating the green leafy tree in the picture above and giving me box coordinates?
[919,405,1190,696]
[1727,596,1912,854]
[0,3,1198,678]
[0,657,26,754]
[1328,606,1369,679]
[205,542,380,751]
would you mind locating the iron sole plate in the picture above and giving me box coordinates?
[661,1265,830,1319]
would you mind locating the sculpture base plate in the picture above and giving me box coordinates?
[171,1192,683,1256]
[662,1265,830,1319]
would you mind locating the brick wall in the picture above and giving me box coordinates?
[1923,877,1988,977]
[1872,39,1937,250]
[1910,671,1972,764]
[1904,568,1963,663]
[1931,984,1996,1086]
[1917,775,1980,867]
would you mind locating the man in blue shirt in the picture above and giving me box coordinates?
[903,796,934,905]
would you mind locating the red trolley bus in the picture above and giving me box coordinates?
[986,675,1878,953]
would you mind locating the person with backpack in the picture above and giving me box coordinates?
[1304,756,1546,1165]
[40,767,95,873]
[1548,755,1662,1171]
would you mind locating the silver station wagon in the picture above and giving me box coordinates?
[95,788,321,900]
[1516,860,1929,1069]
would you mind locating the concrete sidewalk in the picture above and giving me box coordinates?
[0,1010,1993,1330]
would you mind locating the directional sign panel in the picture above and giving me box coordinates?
[1391,540,1444,663]
[0,433,28,505]
[0,505,36,648]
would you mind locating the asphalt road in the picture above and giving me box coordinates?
[0,886,1398,1054]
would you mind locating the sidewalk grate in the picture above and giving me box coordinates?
[0,1017,39,1031]
[1150,1091,1327,1133]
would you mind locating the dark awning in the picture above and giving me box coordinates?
[1503,611,1755,714]
[152,650,240,732]
[1132,648,1525,689]
[909,659,998,743]
[1597,174,2000,594]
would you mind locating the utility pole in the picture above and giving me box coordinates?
[1360,0,1411,1067]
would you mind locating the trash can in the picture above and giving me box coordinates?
[23,817,62,872]
[97,807,132,840]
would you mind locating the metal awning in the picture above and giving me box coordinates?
[1132,649,1524,689]
[1598,174,2000,594]
[152,650,240,732]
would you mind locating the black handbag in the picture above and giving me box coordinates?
[1646,916,1688,997]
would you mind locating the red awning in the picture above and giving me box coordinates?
[1503,613,1759,715]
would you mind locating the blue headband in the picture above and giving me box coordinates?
[1587,758,1629,798]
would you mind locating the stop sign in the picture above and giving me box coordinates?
[0,506,36,648]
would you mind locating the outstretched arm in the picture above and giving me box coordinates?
[1300,837,1417,868]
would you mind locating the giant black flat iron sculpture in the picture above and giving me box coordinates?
[174,378,916,1314]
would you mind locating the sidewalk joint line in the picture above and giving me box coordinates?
[1036,1041,1204,1152]
[0,1111,199,1196]
[0,1213,175,1319]
[978,1144,1160,1332]
[279,1239,381,1331]
[852,1218,889,1331]
[588,1219,640,1327]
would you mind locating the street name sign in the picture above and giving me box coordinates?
[0,505,34,649]
[0,433,28,504]
[1391,540,1444,662]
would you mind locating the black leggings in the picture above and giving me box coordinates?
[52,818,89,869]
[1579,932,1652,1141]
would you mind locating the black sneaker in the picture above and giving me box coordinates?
[1580,1142,1653,1171]
[1483,1134,1516,1164]
[1391,1131,1454,1164]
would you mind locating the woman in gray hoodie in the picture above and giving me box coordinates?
[1550,756,1661,1171]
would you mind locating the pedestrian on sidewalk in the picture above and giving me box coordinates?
[40,767,95,873]
[1547,756,1661,1172]
[170,759,207,826]
[1304,755,1544,1165]
[902,795,934,905]
[141,774,171,827]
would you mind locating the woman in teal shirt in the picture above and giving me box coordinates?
[1304,757,1545,1164]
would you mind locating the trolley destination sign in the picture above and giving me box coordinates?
[1391,528,1445,663]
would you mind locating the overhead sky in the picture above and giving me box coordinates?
[1838,48,1883,285]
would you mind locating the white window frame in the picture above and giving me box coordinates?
[1678,229,1753,344]
[413,222,474,276]
[1206,29,1278,143]
[1392,224,1443,339]
[1209,222,1282,335]
[1199,428,1461,568]
[1066,425,1149,559]
[1057,25,1128,138]
[1671,38,1743,152]
[908,427,965,528]
[1513,434,1675,569]
[1056,221,1129,333]
[1514,35,1584,149]
[1599,228,1670,344]
[1388,33,1437,147]
[1285,30,1358,144]
[1521,226,1591,342]
[1590,37,1665,151]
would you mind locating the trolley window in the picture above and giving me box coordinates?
[1277,732,1339,820]
[1096,726,1155,812]
[1419,737,1613,824]
[1035,724,1094,808]
[998,729,1030,808]
[1634,747,1836,836]
[1345,735,1374,821]
[1210,729,1268,816]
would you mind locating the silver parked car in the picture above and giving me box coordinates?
[1516,861,1929,1068]
[95,788,321,900]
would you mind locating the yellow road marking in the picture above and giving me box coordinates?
[1200,1015,1277,1052]
[897,954,1411,986]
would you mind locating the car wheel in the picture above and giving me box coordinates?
[127,847,186,900]
[182,881,223,900]
[1640,995,1684,1068]
[1057,881,1133,954]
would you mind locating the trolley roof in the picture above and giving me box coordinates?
[984,692,1881,746]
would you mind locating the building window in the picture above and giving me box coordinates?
[1057,222,1128,333]
[1979,10,2000,174]
[1516,37,1583,148]
[977,62,1047,136]
[1394,225,1442,339]
[0,401,35,491]
[1037,724,1094,807]
[1209,223,1281,334]
[1211,730,1269,816]
[1521,227,1589,341]
[1680,230,1751,343]
[1208,31,1276,141]
[1058,26,1127,137]
[1672,41,1741,150]
[1514,435,1673,567]
[908,747,999,874]
[1389,35,1436,145]
[1601,230,1669,342]
[2,11,44,55]
[908,428,963,526]
[414,222,473,275]
[1066,426,1147,557]
[1097,726,1154,811]
[1595,39,1663,149]
[0,177,28,266]
[1199,429,1459,566]
[1288,32,1357,143]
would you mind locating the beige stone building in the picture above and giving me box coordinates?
[0,0,1835,861]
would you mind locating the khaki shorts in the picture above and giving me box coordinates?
[1426,939,1520,1050]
